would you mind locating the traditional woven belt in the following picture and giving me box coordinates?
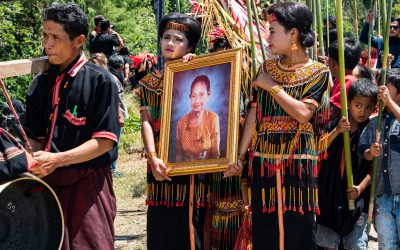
[215,199,244,211]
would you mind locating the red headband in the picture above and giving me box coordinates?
[166,22,189,32]
[267,13,277,24]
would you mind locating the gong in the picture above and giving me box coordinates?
[0,173,64,250]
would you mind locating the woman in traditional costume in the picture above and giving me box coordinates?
[176,75,220,162]
[139,13,206,250]
[226,2,330,249]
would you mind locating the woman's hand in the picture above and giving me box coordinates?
[182,53,196,62]
[149,156,171,181]
[224,161,243,178]
[335,117,350,133]
[252,71,276,91]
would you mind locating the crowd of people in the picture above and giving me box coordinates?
[3,1,398,250]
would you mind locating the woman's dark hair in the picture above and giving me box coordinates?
[43,3,88,40]
[159,12,201,53]
[190,75,211,95]
[267,2,315,47]
[348,78,378,104]
[328,37,361,70]
[119,46,130,55]
[385,68,400,93]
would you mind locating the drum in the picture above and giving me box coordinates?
[0,173,64,250]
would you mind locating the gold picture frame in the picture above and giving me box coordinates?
[159,48,242,176]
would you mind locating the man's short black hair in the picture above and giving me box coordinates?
[324,15,336,28]
[385,68,400,94]
[43,3,88,40]
[354,63,374,80]
[100,20,110,32]
[328,37,361,70]
[348,78,378,104]
[108,55,124,69]
[94,15,105,26]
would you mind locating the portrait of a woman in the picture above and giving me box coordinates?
[175,75,220,162]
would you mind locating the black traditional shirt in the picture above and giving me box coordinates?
[25,53,119,168]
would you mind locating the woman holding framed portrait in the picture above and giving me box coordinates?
[139,13,207,250]
[226,2,330,250]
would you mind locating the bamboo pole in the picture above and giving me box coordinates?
[353,0,359,37]
[377,0,381,35]
[326,0,330,56]
[335,0,355,210]
[306,0,314,58]
[312,0,318,59]
[367,0,393,234]
[368,0,377,68]
[176,0,181,12]
[250,0,267,61]
[316,0,325,57]
[245,0,258,79]
[379,0,386,35]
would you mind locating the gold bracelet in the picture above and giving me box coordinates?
[146,151,157,159]
[268,85,283,97]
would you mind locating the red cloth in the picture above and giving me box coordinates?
[330,75,357,109]
[43,165,116,250]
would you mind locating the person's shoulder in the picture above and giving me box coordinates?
[177,112,190,126]
[139,71,163,93]
[205,110,219,120]
[83,62,115,85]
[309,61,329,73]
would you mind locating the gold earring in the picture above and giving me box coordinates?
[290,40,298,51]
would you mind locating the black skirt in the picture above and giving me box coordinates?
[251,157,317,250]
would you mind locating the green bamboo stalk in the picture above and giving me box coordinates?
[316,0,325,56]
[335,0,355,210]
[177,0,181,13]
[377,0,381,35]
[326,0,330,56]
[312,0,318,59]
[306,0,314,59]
[367,0,393,234]
[379,0,386,34]
[250,0,267,61]
[245,0,257,80]
[353,0,359,37]
[368,0,377,68]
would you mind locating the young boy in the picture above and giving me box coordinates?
[359,68,400,250]
[327,37,362,120]
[317,78,378,250]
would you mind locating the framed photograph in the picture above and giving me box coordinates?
[159,48,242,176]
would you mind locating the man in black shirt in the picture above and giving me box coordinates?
[89,19,124,58]
[25,3,119,249]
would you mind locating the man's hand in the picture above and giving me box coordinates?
[29,151,63,178]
